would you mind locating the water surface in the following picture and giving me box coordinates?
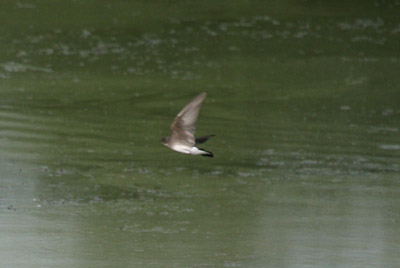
[1,1,400,267]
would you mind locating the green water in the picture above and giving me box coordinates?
[1,1,400,267]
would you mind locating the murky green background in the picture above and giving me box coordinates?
[1,1,400,267]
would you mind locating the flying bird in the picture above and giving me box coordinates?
[161,92,214,157]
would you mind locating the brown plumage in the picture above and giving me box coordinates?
[161,92,214,157]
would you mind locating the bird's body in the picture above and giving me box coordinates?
[161,92,214,157]
[170,144,207,155]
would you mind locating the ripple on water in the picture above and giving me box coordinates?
[379,144,400,150]
[1,62,53,73]
[255,149,400,176]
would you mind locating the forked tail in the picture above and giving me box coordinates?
[199,148,213,158]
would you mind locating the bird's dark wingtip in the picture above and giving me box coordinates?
[195,134,216,145]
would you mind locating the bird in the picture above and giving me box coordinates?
[161,92,214,157]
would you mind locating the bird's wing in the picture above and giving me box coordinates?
[170,92,207,145]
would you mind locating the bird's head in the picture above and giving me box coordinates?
[161,136,169,145]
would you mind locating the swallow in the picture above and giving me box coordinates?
[161,92,214,157]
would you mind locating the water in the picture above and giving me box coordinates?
[1,1,400,267]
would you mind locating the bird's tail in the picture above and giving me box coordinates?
[199,148,213,158]
[195,134,215,145]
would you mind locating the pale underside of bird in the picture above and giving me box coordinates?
[161,92,214,157]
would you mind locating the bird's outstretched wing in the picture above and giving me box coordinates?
[170,92,207,145]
